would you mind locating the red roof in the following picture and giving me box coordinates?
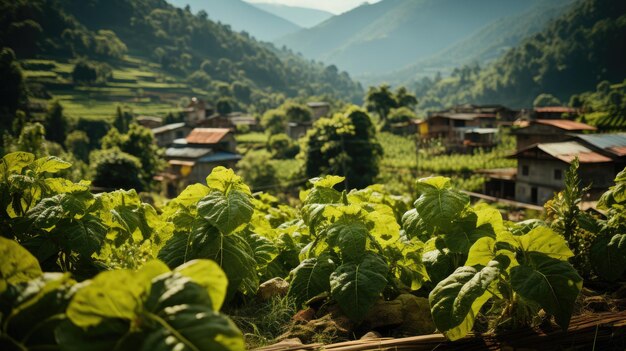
[535,106,578,114]
[535,119,596,131]
[186,128,230,144]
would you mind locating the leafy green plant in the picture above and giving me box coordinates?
[287,176,426,321]
[429,225,582,340]
[0,237,244,351]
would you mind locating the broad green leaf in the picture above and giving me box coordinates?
[309,175,345,188]
[247,233,279,269]
[465,237,497,267]
[325,220,368,261]
[26,192,92,229]
[4,273,75,345]
[511,253,582,330]
[60,214,107,258]
[429,260,502,341]
[33,156,71,174]
[510,219,546,235]
[158,231,192,268]
[366,204,401,245]
[401,208,431,241]
[330,253,388,321]
[194,229,259,296]
[422,248,457,284]
[516,226,573,260]
[417,176,451,190]
[1,152,34,175]
[206,166,251,195]
[174,259,228,311]
[413,180,469,231]
[288,256,336,306]
[197,190,254,235]
[171,183,210,207]
[589,234,626,281]
[44,178,91,194]
[0,237,42,292]
[55,319,137,351]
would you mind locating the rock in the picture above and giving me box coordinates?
[361,294,435,336]
[292,308,316,324]
[257,277,289,301]
[360,331,382,340]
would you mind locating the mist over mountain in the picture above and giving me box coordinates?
[276,0,570,78]
[168,0,301,41]
[250,2,333,28]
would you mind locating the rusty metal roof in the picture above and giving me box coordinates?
[512,141,612,164]
[574,133,626,156]
[535,106,579,113]
[535,119,596,131]
[186,128,230,144]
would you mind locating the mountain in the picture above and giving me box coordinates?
[364,0,573,86]
[276,0,567,77]
[414,0,626,109]
[168,0,301,41]
[250,3,333,28]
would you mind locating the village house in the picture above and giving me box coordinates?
[151,122,191,147]
[136,115,163,129]
[508,133,626,205]
[286,102,331,140]
[307,102,331,121]
[183,97,214,125]
[513,119,597,150]
[162,128,241,195]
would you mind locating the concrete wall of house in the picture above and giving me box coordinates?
[515,158,617,204]
[155,127,190,147]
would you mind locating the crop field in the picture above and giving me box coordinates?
[21,56,204,121]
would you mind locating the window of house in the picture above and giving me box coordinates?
[554,169,562,180]
[522,165,529,176]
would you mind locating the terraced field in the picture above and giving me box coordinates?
[22,56,208,121]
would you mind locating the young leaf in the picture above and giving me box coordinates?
[413,178,469,231]
[288,255,336,306]
[429,260,503,341]
[330,253,388,321]
[510,253,582,330]
[325,220,368,261]
[197,190,254,235]
[515,226,574,261]
[0,237,42,292]
[33,156,71,174]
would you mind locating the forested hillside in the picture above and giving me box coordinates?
[168,0,301,41]
[251,2,333,28]
[414,0,626,109]
[0,0,362,120]
[276,0,563,77]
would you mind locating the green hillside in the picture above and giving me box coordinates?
[413,0,626,110]
[168,0,301,41]
[0,0,362,122]
[276,0,555,76]
[250,3,333,28]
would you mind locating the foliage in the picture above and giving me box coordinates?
[533,93,562,107]
[43,100,69,145]
[237,150,279,191]
[113,106,133,134]
[366,85,417,126]
[0,48,26,134]
[261,109,287,135]
[65,131,90,163]
[267,133,299,159]
[90,148,144,191]
[303,106,383,190]
[0,235,244,351]
[572,79,626,130]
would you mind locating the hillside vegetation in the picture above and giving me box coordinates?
[413,0,626,109]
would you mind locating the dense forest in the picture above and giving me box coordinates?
[0,0,363,107]
[413,0,626,109]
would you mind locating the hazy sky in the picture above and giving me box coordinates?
[245,0,380,14]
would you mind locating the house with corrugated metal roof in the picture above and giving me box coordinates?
[513,119,597,151]
[162,128,241,194]
[509,133,626,204]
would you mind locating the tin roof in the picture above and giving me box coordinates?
[152,122,186,134]
[574,133,626,156]
[512,141,612,164]
[430,113,497,121]
[197,152,242,163]
[186,128,230,144]
[535,106,578,114]
[165,147,212,159]
[535,119,596,131]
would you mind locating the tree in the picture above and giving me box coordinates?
[284,102,312,123]
[44,100,69,145]
[72,60,98,84]
[216,98,233,116]
[303,106,382,190]
[261,109,287,135]
[365,85,397,124]
[90,148,144,191]
[114,106,133,133]
[533,93,562,107]
[65,131,90,162]
[0,48,26,133]
[237,150,278,191]
[388,107,417,124]
[16,123,47,157]
[267,133,299,159]
[101,124,163,189]
[395,87,418,109]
